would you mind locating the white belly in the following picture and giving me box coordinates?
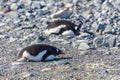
[62,30,75,36]
[18,50,55,62]
[21,50,47,61]
[44,25,66,35]
[45,55,55,61]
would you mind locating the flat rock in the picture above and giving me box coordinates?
[78,42,90,50]
[81,9,91,19]
[72,40,90,50]
[5,11,18,18]
[93,35,116,48]
[103,25,116,34]
[51,8,71,19]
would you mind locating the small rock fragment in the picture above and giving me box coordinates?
[21,72,34,78]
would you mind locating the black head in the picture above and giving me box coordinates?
[51,47,65,56]
[56,48,65,55]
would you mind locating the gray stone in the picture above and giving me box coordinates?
[0,35,9,39]
[10,0,18,3]
[11,61,25,66]
[45,0,55,3]
[41,68,51,72]
[108,0,117,3]
[5,11,18,18]
[78,42,90,50]
[25,11,31,17]
[94,12,101,19]
[53,10,71,19]
[17,3,25,9]
[9,37,16,43]
[93,36,103,47]
[13,19,21,24]
[37,36,47,42]
[31,1,41,9]
[72,40,90,50]
[39,1,46,8]
[116,36,120,47]
[103,25,116,34]
[79,33,91,39]
[0,22,6,26]
[65,3,73,8]
[93,35,116,48]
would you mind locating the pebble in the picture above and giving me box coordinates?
[81,9,91,19]
[79,33,91,39]
[5,11,18,18]
[0,22,6,26]
[21,72,34,78]
[11,61,25,66]
[41,68,51,72]
[9,37,16,43]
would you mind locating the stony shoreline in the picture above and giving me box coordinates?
[0,0,120,80]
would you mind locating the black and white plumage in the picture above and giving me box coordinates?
[44,20,81,35]
[17,44,64,62]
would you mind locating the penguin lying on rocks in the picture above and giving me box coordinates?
[44,20,82,36]
[17,44,65,62]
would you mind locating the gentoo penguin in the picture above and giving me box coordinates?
[17,44,65,62]
[44,20,81,35]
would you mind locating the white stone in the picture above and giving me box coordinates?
[0,23,6,26]
[10,3,18,10]
[21,72,33,78]
[9,37,16,43]
[12,62,25,66]
[41,68,51,72]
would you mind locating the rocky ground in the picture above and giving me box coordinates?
[0,0,120,80]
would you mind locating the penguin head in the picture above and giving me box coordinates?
[54,48,65,55]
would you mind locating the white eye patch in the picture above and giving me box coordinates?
[75,26,78,30]
[56,48,59,52]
